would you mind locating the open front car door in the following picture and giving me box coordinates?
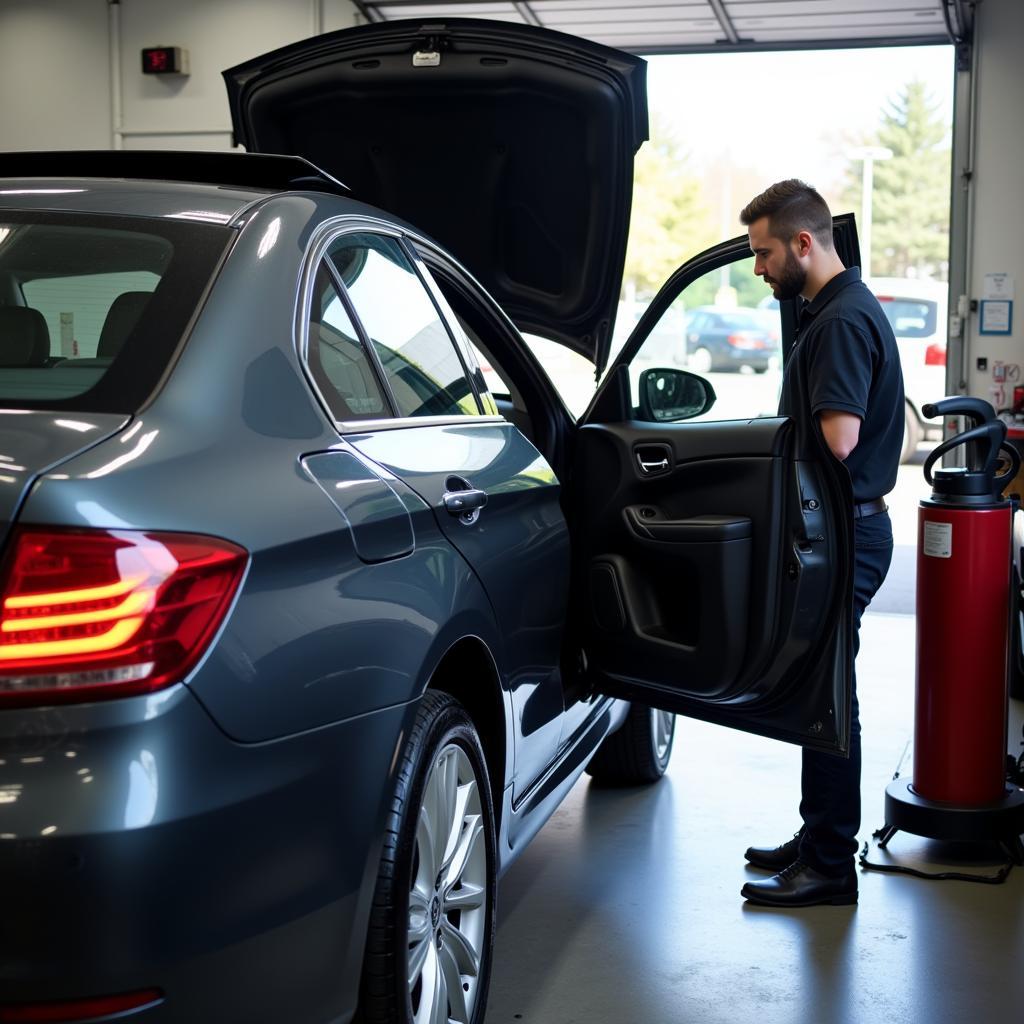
[576,217,861,755]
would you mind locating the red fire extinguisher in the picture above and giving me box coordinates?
[879,397,1024,866]
[915,398,1018,803]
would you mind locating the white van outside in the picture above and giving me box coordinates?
[868,277,948,462]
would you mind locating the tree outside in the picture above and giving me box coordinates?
[841,79,951,280]
[624,76,952,302]
[621,113,716,301]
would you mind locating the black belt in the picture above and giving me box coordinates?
[853,498,887,519]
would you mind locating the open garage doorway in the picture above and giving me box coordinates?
[357,3,962,618]
[493,43,955,618]
[619,44,955,617]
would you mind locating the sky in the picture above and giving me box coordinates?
[644,44,956,205]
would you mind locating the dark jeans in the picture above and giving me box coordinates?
[798,511,894,877]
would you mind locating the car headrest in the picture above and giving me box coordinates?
[0,306,51,366]
[97,291,151,358]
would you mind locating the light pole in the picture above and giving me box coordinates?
[846,146,893,280]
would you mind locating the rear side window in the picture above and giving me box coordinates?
[0,212,231,410]
[307,262,389,421]
[876,297,938,338]
[326,233,480,418]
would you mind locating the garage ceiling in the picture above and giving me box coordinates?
[351,1,971,53]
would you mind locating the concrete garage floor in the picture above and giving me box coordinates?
[488,612,1024,1024]
[491,444,1024,1024]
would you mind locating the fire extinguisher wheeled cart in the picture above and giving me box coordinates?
[879,397,1024,866]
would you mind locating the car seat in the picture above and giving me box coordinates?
[0,306,51,366]
[97,291,151,358]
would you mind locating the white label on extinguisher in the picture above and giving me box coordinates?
[923,520,952,558]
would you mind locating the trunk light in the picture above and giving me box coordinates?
[925,343,946,366]
[0,528,246,708]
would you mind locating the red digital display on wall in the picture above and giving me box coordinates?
[141,47,183,75]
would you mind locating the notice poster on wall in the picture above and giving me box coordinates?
[983,272,1014,300]
[980,300,1013,335]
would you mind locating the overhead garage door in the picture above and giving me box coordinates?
[350,1,969,53]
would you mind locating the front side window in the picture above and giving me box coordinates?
[327,233,479,418]
[0,212,231,410]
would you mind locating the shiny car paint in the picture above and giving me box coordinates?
[0,180,629,1021]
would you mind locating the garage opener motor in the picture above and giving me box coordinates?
[867,396,1024,879]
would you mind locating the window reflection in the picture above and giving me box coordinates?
[327,234,479,419]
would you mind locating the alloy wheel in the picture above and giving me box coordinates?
[407,743,488,1024]
[651,709,675,769]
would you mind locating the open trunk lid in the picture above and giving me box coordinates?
[224,18,648,372]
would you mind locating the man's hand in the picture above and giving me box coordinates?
[818,410,861,461]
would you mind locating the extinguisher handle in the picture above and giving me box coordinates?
[923,420,1007,486]
[996,441,1022,488]
[921,396,998,428]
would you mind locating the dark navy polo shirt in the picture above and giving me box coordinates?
[779,267,905,502]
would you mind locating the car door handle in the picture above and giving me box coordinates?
[634,443,673,476]
[443,487,488,525]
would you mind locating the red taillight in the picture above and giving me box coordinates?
[0,529,247,708]
[726,333,766,350]
[925,343,946,366]
[0,989,163,1022]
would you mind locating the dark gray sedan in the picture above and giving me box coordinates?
[0,18,856,1024]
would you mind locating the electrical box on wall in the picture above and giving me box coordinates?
[141,47,189,76]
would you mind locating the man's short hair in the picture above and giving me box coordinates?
[739,179,833,248]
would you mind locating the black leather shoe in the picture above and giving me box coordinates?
[744,828,804,871]
[741,860,858,908]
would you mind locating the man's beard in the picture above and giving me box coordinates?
[767,248,806,301]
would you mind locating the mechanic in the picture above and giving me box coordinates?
[738,179,905,908]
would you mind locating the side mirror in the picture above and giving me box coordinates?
[638,367,716,422]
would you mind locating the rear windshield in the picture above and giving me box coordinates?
[876,296,938,339]
[0,211,232,411]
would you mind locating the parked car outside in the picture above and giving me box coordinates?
[682,305,780,373]
[0,18,858,1024]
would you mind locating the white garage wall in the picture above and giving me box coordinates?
[963,0,1024,403]
[0,0,361,151]
[0,0,112,150]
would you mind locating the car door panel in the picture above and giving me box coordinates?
[348,421,571,796]
[576,416,851,752]
[580,218,860,754]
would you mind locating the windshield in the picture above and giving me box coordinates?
[0,211,232,411]
[876,296,938,338]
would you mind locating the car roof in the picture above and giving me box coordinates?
[0,150,349,224]
[867,277,948,299]
[690,306,760,316]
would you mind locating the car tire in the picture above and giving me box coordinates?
[584,702,676,785]
[688,347,714,374]
[902,404,922,463]
[359,691,496,1024]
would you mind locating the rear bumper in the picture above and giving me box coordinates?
[0,685,414,1024]
[725,347,774,369]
